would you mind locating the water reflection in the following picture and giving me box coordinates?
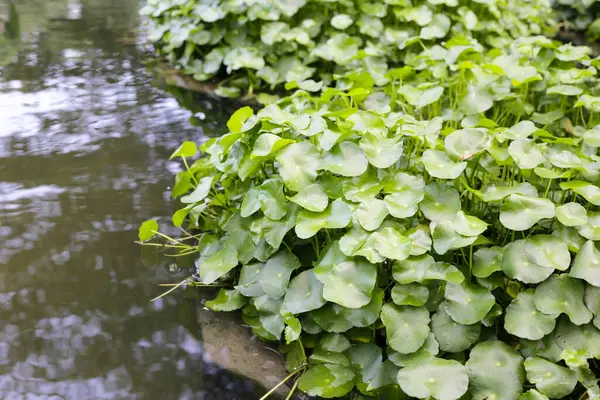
[0,0,262,398]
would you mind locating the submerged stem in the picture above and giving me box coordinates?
[151,278,188,302]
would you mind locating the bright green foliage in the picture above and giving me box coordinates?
[141,30,600,400]
[141,0,554,97]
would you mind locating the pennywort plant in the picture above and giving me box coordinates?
[141,0,553,98]
[141,35,600,399]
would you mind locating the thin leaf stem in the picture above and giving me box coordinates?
[259,368,304,400]
[151,278,188,302]
[182,157,198,186]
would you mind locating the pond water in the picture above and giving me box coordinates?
[0,0,272,398]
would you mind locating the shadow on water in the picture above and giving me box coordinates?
[0,0,277,398]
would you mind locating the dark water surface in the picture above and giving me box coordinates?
[0,1,265,398]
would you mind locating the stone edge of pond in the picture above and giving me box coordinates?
[199,305,307,400]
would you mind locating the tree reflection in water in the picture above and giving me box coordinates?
[0,0,266,398]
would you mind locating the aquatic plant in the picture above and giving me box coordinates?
[141,35,600,399]
[140,0,553,97]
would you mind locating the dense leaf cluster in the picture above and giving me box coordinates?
[140,0,553,97]
[141,35,600,399]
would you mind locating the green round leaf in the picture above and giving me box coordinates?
[500,194,555,231]
[331,13,353,29]
[206,289,248,311]
[170,141,197,160]
[384,190,424,218]
[297,364,355,398]
[359,132,404,168]
[431,220,478,255]
[453,211,488,237]
[381,303,430,354]
[570,240,600,287]
[323,260,377,308]
[420,182,461,222]
[547,85,583,96]
[196,239,238,284]
[473,246,503,278]
[367,227,412,261]
[288,183,329,212]
[399,85,444,108]
[284,314,301,344]
[524,235,570,271]
[445,128,490,160]
[466,341,525,400]
[554,318,600,358]
[282,270,326,314]
[388,332,439,367]
[355,198,389,231]
[431,307,481,352]
[524,357,578,398]
[482,182,538,202]
[460,85,494,115]
[502,240,554,284]
[237,262,266,297]
[343,169,383,202]
[259,251,301,299]
[276,142,322,191]
[138,219,158,241]
[324,142,369,177]
[556,202,588,226]
[392,283,429,306]
[393,255,464,284]
[533,274,593,325]
[546,144,584,169]
[181,176,214,204]
[251,133,294,158]
[443,282,495,325]
[397,358,469,400]
[560,180,600,206]
[422,149,467,179]
[500,121,536,141]
[508,138,545,169]
[505,290,557,340]
[577,211,600,240]
[295,198,352,239]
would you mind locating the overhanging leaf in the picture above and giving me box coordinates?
[297,364,355,398]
